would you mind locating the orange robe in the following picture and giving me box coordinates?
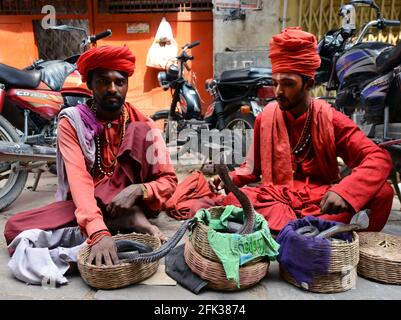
[57,102,177,238]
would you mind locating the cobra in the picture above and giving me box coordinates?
[295,209,370,239]
[215,161,255,235]
[115,159,256,263]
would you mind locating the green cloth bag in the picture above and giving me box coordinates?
[192,205,280,287]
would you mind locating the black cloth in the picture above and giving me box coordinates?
[165,244,208,294]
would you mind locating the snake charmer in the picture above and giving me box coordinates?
[4,45,177,266]
[210,27,394,232]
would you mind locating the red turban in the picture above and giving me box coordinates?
[77,45,136,82]
[269,27,321,78]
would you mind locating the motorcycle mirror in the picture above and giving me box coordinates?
[48,25,69,31]
[349,0,374,6]
[339,4,356,30]
[348,0,381,19]
[48,25,88,36]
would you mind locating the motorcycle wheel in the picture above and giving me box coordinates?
[224,110,255,168]
[0,115,28,211]
[48,163,57,175]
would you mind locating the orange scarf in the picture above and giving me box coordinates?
[260,99,339,186]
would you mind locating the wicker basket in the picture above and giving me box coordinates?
[184,240,269,291]
[77,232,161,290]
[358,232,401,285]
[190,206,263,263]
[280,266,358,293]
[280,232,359,293]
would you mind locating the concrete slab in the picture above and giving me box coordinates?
[382,223,401,236]
[95,280,269,300]
[94,260,401,301]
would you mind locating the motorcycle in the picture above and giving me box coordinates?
[316,0,401,196]
[150,40,274,166]
[0,26,112,210]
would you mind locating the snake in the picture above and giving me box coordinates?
[215,159,255,235]
[115,239,153,260]
[113,217,196,263]
[296,223,362,239]
[295,209,370,239]
[113,156,255,263]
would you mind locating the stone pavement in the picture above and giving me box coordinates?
[1,168,401,300]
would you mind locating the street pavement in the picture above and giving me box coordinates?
[1,168,401,300]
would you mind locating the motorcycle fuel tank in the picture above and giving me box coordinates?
[180,83,202,120]
[7,88,63,120]
[62,70,90,92]
[336,42,392,88]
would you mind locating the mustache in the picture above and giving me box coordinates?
[276,97,287,102]
[104,94,122,100]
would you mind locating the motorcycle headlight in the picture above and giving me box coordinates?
[157,71,167,87]
[166,64,179,80]
[205,79,217,92]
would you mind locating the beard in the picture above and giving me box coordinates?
[97,94,124,112]
[277,97,303,111]
[277,87,307,111]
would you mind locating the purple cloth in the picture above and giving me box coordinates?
[276,216,353,287]
[55,103,103,201]
[76,103,104,139]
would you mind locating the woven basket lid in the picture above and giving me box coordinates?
[359,232,401,263]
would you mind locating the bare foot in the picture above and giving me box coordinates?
[130,208,167,242]
[105,206,167,242]
[148,224,167,242]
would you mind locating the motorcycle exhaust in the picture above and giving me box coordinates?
[0,141,56,162]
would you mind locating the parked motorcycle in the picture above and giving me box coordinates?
[150,40,274,165]
[0,26,112,210]
[316,0,401,196]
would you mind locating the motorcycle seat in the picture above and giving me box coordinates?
[376,41,401,75]
[0,63,41,89]
[219,67,272,83]
[35,60,77,91]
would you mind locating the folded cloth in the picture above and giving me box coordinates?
[8,227,86,286]
[276,216,353,287]
[165,244,208,294]
[165,170,223,220]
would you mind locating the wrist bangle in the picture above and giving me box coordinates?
[87,230,111,246]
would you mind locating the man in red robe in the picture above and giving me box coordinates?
[4,45,177,266]
[211,27,394,232]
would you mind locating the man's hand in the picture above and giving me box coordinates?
[208,175,232,194]
[88,236,119,266]
[106,184,144,217]
[320,191,350,214]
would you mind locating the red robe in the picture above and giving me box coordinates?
[224,99,394,231]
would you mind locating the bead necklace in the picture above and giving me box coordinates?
[95,106,129,177]
[291,100,313,173]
